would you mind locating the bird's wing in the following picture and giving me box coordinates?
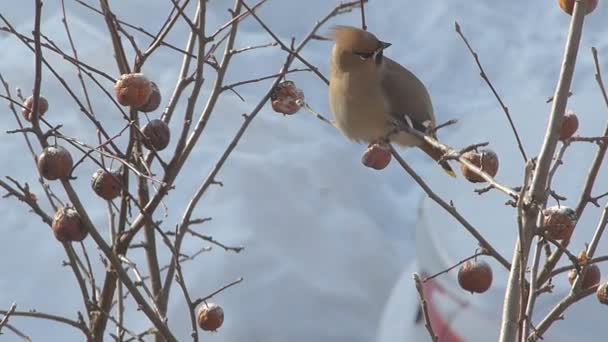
[380,57,436,132]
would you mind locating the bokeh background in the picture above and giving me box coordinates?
[1,1,608,341]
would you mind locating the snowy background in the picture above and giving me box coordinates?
[1,0,608,341]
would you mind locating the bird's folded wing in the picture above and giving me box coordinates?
[381,57,436,132]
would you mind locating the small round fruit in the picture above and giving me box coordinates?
[137,81,161,112]
[114,73,153,108]
[270,80,304,115]
[362,143,391,170]
[459,149,499,183]
[560,111,579,140]
[568,264,601,289]
[558,0,598,15]
[37,145,73,180]
[543,206,576,240]
[91,169,122,200]
[142,119,170,151]
[22,95,49,122]
[597,282,608,305]
[458,259,493,294]
[52,207,88,242]
[197,303,224,331]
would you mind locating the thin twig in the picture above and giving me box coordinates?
[455,21,527,162]
[393,121,518,199]
[302,103,335,126]
[359,0,367,31]
[0,309,91,340]
[527,286,597,341]
[522,239,544,341]
[389,145,511,270]
[423,252,484,282]
[3,323,31,341]
[0,303,17,334]
[413,273,439,342]
[550,255,608,277]
[221,68,310,92]
[241,0,330,85]
[73,0,195,58]
[192,278,244,308]
[186,228,244,253]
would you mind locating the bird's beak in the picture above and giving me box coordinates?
[380,41,392,50]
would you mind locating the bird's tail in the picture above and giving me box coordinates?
[418,139,456,177]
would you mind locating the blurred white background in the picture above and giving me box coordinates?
[1,0,607,341]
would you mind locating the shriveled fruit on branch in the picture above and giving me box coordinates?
[558,0,598,15]
[52,207,88,242]
[22,95,49,122]
[568,249,601,289]
[568,264,601,289]
[137,81,161,112]
[37,145,73,180]
[459,149,499,183]
[91,169,122,200]
[458,259,493,294]
[362,143,391,170]
[114,73,153,108]
[560,111,579,140]
[142,119,170,151]
[197,303,224,331]
[597,282,608,305]
[543,206,577,240]
[270,80,304,115]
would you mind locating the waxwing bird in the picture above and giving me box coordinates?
[328,25,455,176]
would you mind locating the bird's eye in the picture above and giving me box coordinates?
[354,51,374,60]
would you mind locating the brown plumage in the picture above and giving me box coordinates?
[328,26,454,176]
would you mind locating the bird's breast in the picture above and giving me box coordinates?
[329,72,390,144]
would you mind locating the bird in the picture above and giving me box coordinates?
[328,25,455,177]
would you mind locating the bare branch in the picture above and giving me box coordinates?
[359,0,367,31]
[455,21,527,162]
[499,1,588,340]
[0,304,17,335]
[538,46,608,286]
[389,145,511,270]
[423,252,485,282]
[192,278,244,308]
[413,273,439,342]
[0,308,91,340]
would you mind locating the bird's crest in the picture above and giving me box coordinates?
[331,25,383,56]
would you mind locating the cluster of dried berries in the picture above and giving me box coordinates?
[114,74,170,150]
[114,73,162,111]
[34,74,169,244]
